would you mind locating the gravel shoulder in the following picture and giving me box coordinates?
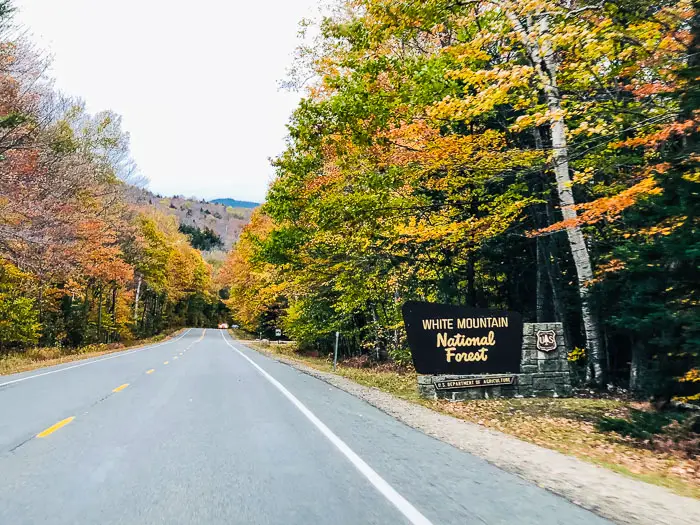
[240,340,700,525]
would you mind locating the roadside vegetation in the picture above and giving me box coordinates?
[0,2,226,355]
[221,0,699,493]
[0,328,183,376]
[248,338,700,499]
[218,0,700,402]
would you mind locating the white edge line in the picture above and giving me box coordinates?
[0,328,193,387]
[220,330,433,525]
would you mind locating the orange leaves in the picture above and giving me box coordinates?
[613,116,700,150]
[631,82,676,97]
[535,176,663,235]
[375,122,542,176]
[585,259,627,286]
[219,210,281,332]
[73,219,133,286]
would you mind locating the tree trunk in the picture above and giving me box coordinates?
[506,10,604,384]
[134,275,142,323]
[83,285,91,329]
[110,286,118,343]
[37,283,43,326]
[140,292,148,332]
[467,255,476,307]
[152,294,158,333]
[371,306,386,361]
[96,287,103,343]
[629,340,648,393]
[111,286,117,323]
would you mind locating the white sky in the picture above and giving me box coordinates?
[14,0,320,202]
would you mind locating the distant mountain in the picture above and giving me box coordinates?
[211,198,260,209]
[124,187,255,251]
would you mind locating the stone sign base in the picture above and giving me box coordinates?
[417,323,572,400]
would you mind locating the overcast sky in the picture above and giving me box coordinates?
[14,0,320,202]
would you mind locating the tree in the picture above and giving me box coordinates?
[223,0,698,397]
[0,259,39,349]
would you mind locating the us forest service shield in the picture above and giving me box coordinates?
[536,330,557,352]
[401,301,523,375]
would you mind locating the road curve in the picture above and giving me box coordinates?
[0,329,610,524]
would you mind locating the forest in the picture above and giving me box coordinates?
[0,1,224,352]
[220,0,699,399]
[178,224,225,251]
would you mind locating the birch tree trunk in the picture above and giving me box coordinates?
[629,340,648,393]
[134,274,142,323]
[96,287,103,343]
[505,8,604,383]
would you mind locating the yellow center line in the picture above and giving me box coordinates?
[164,361,169,365]
[37,417,75,438]
[112,383,129,393]
[146,369,155,374]
[179,352,183,355]
[173,356,178,360]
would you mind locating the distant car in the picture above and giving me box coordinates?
[231,324,239,329]
[218,323,229,329]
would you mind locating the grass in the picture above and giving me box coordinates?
[243,337,700,499]
[0,329,183,376]
[246,339,422,401]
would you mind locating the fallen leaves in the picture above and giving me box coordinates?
[435,397,700,497]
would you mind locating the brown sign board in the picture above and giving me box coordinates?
[402,301,523,375]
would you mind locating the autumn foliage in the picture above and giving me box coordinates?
[221,0,699,398]
[0,4,220,349]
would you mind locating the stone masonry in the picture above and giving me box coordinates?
[417,322,572,400]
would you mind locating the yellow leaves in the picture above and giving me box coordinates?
[572,166,594,185]
[0,258,32,285]
[567,346,586,363]
[675,393,700,404]
[570,119,612,138]
[431,64,536,122]
[679,369,700,383]
[638,216,687,238]
[511,109,571,133]
[219,209,281,332]
[375,123,543,178]
[513,114,534,130]
[393,196,528,252]
[682,169,700,184]
[394,216,462,244]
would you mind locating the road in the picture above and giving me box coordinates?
[0,329,610,524]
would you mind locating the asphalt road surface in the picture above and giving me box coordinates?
[0,329,611,524]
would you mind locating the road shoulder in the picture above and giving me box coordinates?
[237,339,700,525]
